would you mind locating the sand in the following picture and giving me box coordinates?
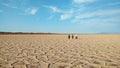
[0,34,120,68]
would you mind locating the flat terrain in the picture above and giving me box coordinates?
[0,34,120,68]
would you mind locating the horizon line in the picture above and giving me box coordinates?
[0,31,120,34]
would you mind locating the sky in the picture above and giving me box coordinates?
[0,0,120,33]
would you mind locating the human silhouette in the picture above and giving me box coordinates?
[72,34,74,39]
[68,34,70,39]
[75,34,78,39]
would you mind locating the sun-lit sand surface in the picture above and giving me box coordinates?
[0,34,120,68]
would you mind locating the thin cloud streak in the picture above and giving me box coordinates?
[75,10,119,25]
[108,2,120,6]
[73,17,120,24]
[73,0,96,4]
[43,5,61,13]
[74,9,120,20]
[2,3,19,9]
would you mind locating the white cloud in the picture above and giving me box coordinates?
[60,9,73,20]
[44,1,120,23]
[44,5,61,13]
[61,14,71,20]
[2,3,19,9]
[71,0,120,24]
[73,0,96,4]
[44,5,74,20]
[25,8,38,15]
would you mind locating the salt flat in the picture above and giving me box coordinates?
[0,34,120,68]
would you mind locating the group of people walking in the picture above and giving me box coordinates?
[68,34,78,39]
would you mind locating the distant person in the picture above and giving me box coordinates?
[68,34,70,39]
[72,34,74,39]
[75,34,78,39]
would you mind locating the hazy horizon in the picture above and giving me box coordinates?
[1,31,120,34]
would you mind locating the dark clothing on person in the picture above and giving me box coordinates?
[68,34,78,39]
[68,35,70,39]
[72,35,74,39]
[75,36,78,39]
[75,34,78,39]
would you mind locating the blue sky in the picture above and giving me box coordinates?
[0,0,120,33]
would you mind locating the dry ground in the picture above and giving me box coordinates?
[0,34,120,68]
